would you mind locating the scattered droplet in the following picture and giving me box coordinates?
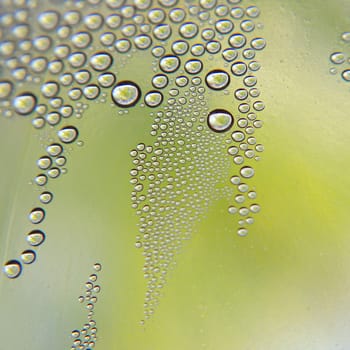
[13,93,37,115]
[29,207,45,224]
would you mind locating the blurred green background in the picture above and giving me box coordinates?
[1,0,350,349]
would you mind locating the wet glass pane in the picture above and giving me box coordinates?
[1,0,350,349]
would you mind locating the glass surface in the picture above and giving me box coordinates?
[1,0,350,349]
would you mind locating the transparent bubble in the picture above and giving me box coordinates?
[228,206,237,214]
[13,93,37,115]
[159,55,180,73]
[342,69,350,82]
[90,52,113,71]
[33,35,52,51]
[111,81,141,107]
[54,44,71,59]
[158,0,178,7]
[231,61,247,76]
[106,0,125,9]
[244,75,257,87]
[20,250,36,264]
[215,19,234,34]
[240,166,255,178]
[152,46,165,57]
[83,85,100,100]
[29,207,45,224]
[184,59,203,74]
[152,74,168,89]
[229,33,246,48]
[201,28,215,41]
[207,109,234,132]
[179,22,198,39]
[144,91,163,107]
[3,260,22,279]
[121,23,137,37]
[58,126,79,144]
[26,230,44,248]
[63,10,81,25]
[74,70,91,85]
[205,70,230,90]
[230,175,241,185]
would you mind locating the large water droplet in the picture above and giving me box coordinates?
[240,166,255,178]
[20,250,36,264]
[29,207,45,224]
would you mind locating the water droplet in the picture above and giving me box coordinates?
[0,80,13,99]
[240,20,255,32]
[231,61,247,76]
[215,19,234,34]
[222,48,238,62]
[250,204,261,213]
[13,93,37,115]
[111,81,141,107]
[38,10,60,31]
[152,74,168,89]
[153,24,172,40]
[172,40,189,55]
[28,207,44,226]
[205,70,230,90]
[330,52,345,64]
[20,250,36,264]
[179,22,198,39]
[246,6,260,18]
[39,191,53,204]
[251,37,266,50]
[169,8,186,22]
[184,59,203,74]
[47,143,63,157]
[144,91,163,107]
[229,33,246,48]
[237,228,248,237]
[58,126,79,144]
[207,109,234,132]
[342,69,350,82]
[90,52,113,71]
[3,260,22,278]
[98,72,116,88]
[240,166,255,178]
[159,55,180,73]
[83,85,101,100]
[341,32,350,42]
[134,34,152,50]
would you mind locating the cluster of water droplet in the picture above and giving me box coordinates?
[70,263,102,350]
[0,0,266,322]
[329,31,350,82]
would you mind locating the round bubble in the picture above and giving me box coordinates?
[205,70,230,90]
[3,260,22,278]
